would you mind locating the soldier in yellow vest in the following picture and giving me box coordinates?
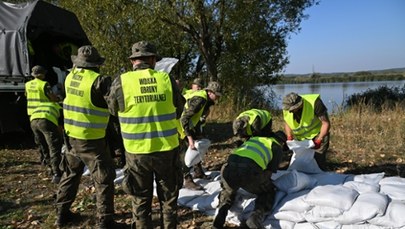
[55,46,118,228]
[107,41,185,229]
[30,101,63,184]
[213,133,286,229]
[182,77,203,96]
[282,92,331,170]
[233,108,273,139]
[180,81,222,190]
[25,65,59,165]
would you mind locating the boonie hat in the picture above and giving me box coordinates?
[192,78,203,87]
[129,41,162,61]
[31,65,47,77]
[205,81,222,96]
[282,92,303,111]
[71,45,105,68]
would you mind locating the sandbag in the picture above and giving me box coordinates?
[287,140,323,174]
[273,170,317,193]
[274,189,311,212]
[184,139,211,167]
[305,185,359,211]
[336,192,388,225]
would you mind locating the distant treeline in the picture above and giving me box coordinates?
[279,69,405,84]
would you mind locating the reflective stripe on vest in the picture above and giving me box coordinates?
[236,109,272,135]
[181,89,207,131]
[63,68,109,140]
[232,137,275,170]
[118,69,179,154]
[25,79,49,115]
[283,94,322,140]
[30,102,61,126]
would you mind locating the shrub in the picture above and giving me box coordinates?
[345,85,405,112]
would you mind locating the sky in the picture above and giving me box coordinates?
[284,0,405,74]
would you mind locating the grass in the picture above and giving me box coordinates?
[0,103,404,228]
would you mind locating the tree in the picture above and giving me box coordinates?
[56,0,317,108]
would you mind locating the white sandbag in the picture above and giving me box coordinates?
[304,205,343,223]
[177,187,205,206]
[312,172,349,186]
[379,176,405,185]
[368,201,405,227]
[379,176,405,201]
[294,222,341,229]
[273,170,317,193]
[314,221,342,229]
[272,210,306,223]
[264,219,295,229]
[275,189,311,212]
[351,173,385,185]
[186,192,219,211]
[305,185,359,211]
[380,183,405,201]
[335,192,388,225]
[184,139,211,167]
[343,181,380,193]
[287,140,323,174]
[202,179,222,195]
[341,224,382,229]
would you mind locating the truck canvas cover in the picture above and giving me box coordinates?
[0,0,90,134]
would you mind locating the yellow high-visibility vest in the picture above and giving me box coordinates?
[25,78,49,115]
[63,68,110,140]
[233,136,277,170]
[180,90,207,132]
[30,102,62,126]
[283,94,321,140]
[118,69,179,154]
[236,109,272,135]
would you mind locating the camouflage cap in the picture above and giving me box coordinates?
[192,78,203,87]
[205,81,222,96]
[232,116,249,136]
[31,65,47,77]
[71,45,105,68]
[282,92,303,111]
[129,41,162,61]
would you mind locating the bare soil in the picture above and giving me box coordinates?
[0,122,401,229]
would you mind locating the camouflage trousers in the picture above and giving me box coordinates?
[217,156,276,214]
[123,148,182,229]
[30,119,62,176]
[55,137,116,220]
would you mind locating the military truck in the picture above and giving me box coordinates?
[0,0,90,134]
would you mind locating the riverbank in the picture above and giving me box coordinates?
[0,104,404,228]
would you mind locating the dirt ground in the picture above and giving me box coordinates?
[0,122,401,228]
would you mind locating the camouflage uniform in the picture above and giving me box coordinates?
[213,136,284,229]
[180,93,214,178]
[26,65,59,165]
[233,109,273,139]
[107,41,185,229]
[282,93,330,170]
[55,46,116,228]
[30,106,63,182]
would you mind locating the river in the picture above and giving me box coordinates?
[264,80,405,113]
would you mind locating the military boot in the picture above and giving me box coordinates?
[213,206,229,229]
[55,210,81,227]
[97,217,122,229]
[193,162,211,179]
[183,174,204,190]
[245,209,265,229]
